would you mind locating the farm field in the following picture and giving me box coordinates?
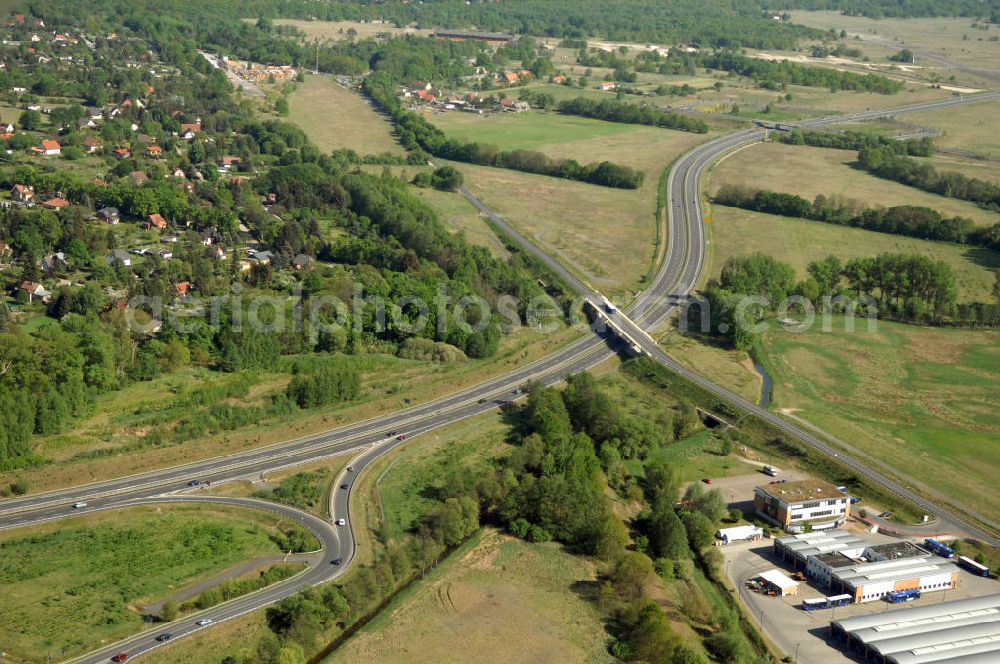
[329,529,614,664]
[707,206,1000,303]
[710,141,1000,227]
[900,99,1000,157]
[757,317,1000,522]
[286,74,403,155]
[0,503,314,661]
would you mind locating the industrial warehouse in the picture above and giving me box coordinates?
[754,479,852,532]
[770,532,962,603]
[831,593,1000,663]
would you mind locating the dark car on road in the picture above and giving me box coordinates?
[187,480,204,487]
[340,483,348,490]
[155,633,173,642]
[331,557,343,565]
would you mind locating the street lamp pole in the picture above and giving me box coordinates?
[794,643,800,663]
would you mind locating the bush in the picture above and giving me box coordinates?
[9,478,28,496]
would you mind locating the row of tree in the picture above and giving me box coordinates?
[777,128,934,156]
[557,97,710,134]
[695,50,904,93]
[859,145,1000,210]
[714,184,1000,249]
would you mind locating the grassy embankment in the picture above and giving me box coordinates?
[0,504,317,661]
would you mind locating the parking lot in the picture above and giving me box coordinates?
[719,534,1000,664]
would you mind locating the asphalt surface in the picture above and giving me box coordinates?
[5,91,1000,662]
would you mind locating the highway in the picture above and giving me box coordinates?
[4,90,999,662]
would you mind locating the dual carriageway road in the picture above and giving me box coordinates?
[2,91,999,662]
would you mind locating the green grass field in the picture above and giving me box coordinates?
[707,206,1000,303]
[431,110,644,150]
[330,529,615,664]
[0,504,313,660]
[287,74,403,155]
[269,18,430,42]
[411,186,511,260]
[758,317,1000,522]
[710,141,1000,227]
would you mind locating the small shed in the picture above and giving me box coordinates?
[758,569,799,596]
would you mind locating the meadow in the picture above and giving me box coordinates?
[329,530,615,664]
[900,99,1000,157]
[269,18,430,42]
[707,206,999,303]
[710,141,1000,227]
[788,11,1000,88]
[286,74,404,155]
[757,317,1000,523]
[431,109,713,294]
[0,503,314,660]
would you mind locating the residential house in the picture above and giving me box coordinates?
[152,248,173,260]
[416,89,436,103]
[503,71,520,85]
[130,171,148,186]
[86,107,103,121]
[144,213,168,230]
[97,206,120,224]
[410,80,432,92]
[599,81,617,92]
[512,100,530,113]
[0,122,14,133]
[249,249,274,264]
[291,254,312,270]
[113,147,131,159]
[211,245,227,261]
[499,97,515,110]
[265,192,278,205]
[145,144,163,158]
[40,252,68,272]
[11,183,34,203]
[106,249,131,268]
[82,136,102,153]
[552,75,567,84]
[170,167,186,179]
[18,280,50,303]
[76,117,97,130]
[174,281,192,298]
[42,197,69,210]
[219,155,240,170]
[36,139,61,156]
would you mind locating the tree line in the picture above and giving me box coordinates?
[557,97,710,134]
[858,145,1000,211]
[777,128,934,156]
[714,184,1000,249]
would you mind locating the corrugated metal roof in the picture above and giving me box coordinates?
[834,595,1000,634]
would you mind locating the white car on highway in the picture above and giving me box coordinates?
[72,501,87,508]
[336,518,346,526]
[195,618,213,626]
